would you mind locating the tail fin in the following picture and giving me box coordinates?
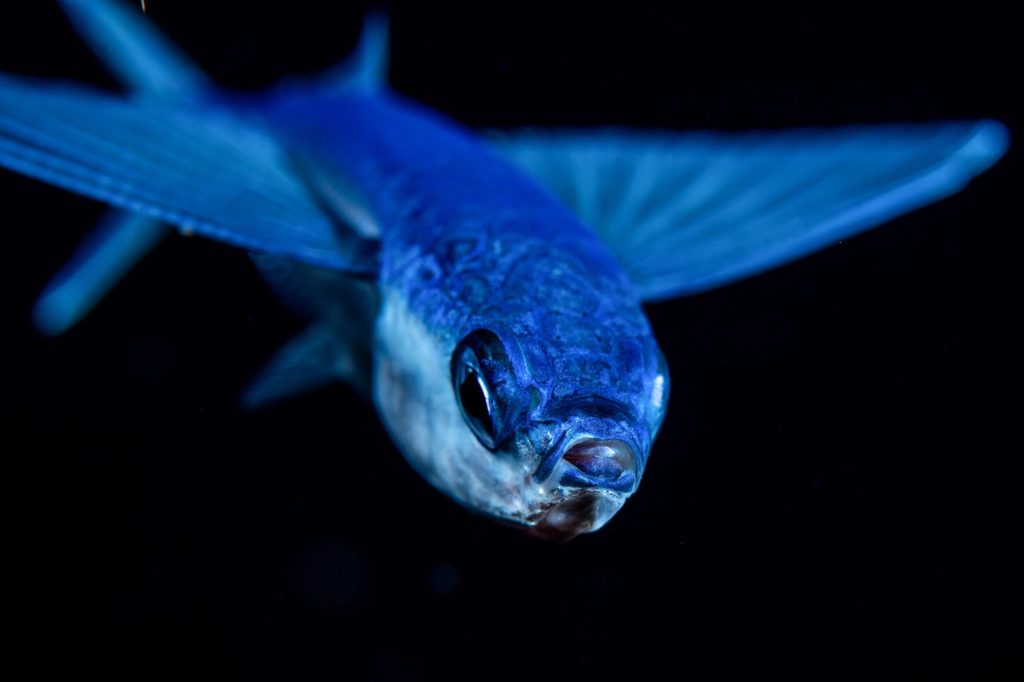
[318,12,390,92]
[58,0,210,95]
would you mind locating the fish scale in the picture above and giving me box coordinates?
[0,0,1007,538]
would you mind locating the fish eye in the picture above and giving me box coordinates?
[454,346,497,448]
[452,329,510,450]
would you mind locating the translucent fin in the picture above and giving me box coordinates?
[289,152,382,240]
[0,73,376,274]
[249,254,379,321]
[245,255,377,406]
[495,122,1008,300]
[243,318,371,408]
[29,1,210,334]
[33,210,166,335]
[58,0,211,95]
[319,13,390,92]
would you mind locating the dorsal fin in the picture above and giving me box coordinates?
[318,12,390,93]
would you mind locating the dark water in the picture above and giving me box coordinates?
[1,2,1019,679]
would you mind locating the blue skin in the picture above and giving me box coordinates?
[258,90,667,536]
[0,1,666,538]
[0,3,1004,540]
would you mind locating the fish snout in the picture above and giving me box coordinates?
[559,438,638,493]
[525,438,639,539]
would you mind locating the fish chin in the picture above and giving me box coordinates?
[373,288,534,520]
[524,489,626,541]
[372,288,630,539]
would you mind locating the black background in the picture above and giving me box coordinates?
[1,2,1020,679]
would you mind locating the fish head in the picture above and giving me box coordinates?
[373,287,668,540]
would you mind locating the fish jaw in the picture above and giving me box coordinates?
[372,286,535,520]
[371,287,639,538]
[525,490,627,541]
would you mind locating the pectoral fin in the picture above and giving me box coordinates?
[0,74,377,275]
[243,316,372,408]
[33,210,168,336]
[495,122,1008,300]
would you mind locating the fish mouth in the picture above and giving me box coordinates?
[525,490,624,541]
[520,437,637,540]
[560,438,638,492]
[534,438,639,494]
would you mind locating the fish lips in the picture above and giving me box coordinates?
[526,490,625,541]
[523,438,639,540]
[534,437,640,494]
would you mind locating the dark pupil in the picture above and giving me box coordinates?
[459,367,493,439]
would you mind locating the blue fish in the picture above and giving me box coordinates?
[0,1,1007,539]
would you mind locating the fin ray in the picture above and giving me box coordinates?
[243,321,345,408]
[33,210,168,335]
[0,74,374,274]
[319,13,390,92]
[496,122,1008,300]
[243,309,374,408]
[58,0,210,94]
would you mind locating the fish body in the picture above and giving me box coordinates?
[0,1,1007,539]
[257,90,664,531]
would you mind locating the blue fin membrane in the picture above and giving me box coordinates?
[249,253,379,320]
[28,0,209,334]
[495,122,1008,300]
[0,74,375,273]
[243,316,372,408]
[57,0,210,95]
[246,255,378,405]
[15,2,381,334]
[243,320,347,408]
[318,12,390,93]
[33,210,166,335]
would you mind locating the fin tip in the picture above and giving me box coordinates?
[971,119,1010,162]
[32,294,76,337]
[319,11,390,92]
